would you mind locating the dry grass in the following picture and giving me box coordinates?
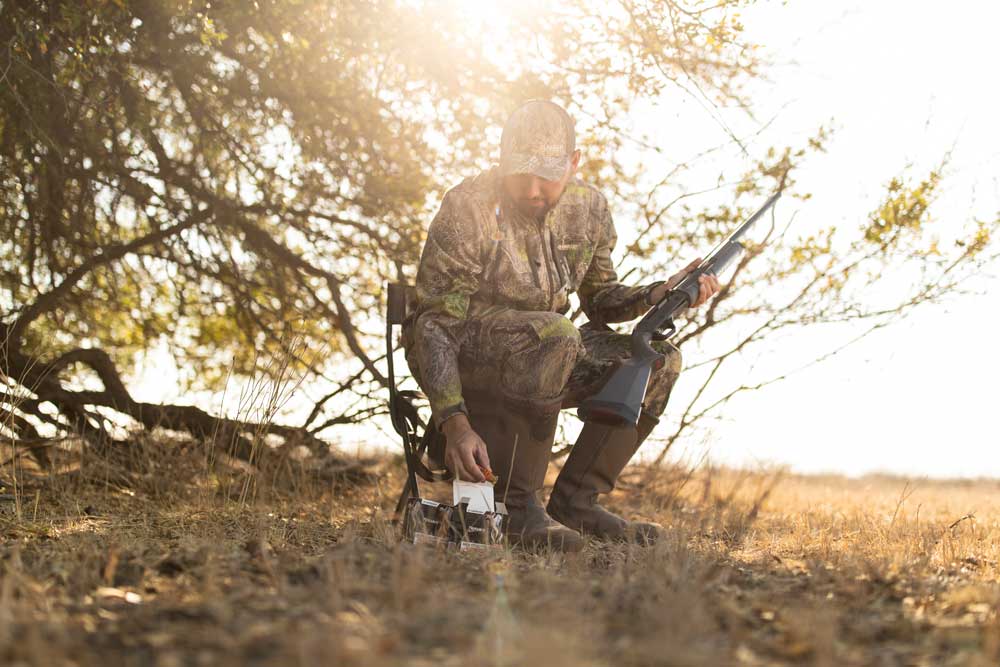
[1,438,998,667]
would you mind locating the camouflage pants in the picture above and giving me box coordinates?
[405,308,682,421]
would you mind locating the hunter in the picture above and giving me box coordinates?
[402,99,719,551]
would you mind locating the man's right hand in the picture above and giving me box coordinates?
[440,413,491,482]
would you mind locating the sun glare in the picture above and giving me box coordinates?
[440,0,526,34]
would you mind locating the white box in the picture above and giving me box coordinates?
[452,480,496,513]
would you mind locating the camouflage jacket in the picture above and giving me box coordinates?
[406,167,662,426]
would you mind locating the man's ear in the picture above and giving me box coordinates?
[569,149,581,173]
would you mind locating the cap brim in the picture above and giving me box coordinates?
[500,153,570,181]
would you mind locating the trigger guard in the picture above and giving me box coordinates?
[651,324,676,342]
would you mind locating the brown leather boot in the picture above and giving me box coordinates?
[546,412,662,544]
[469,403,583,553]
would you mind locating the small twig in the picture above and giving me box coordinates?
[501,433,518,506]
[889,481,916,528]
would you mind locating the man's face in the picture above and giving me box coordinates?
[502,150,581,220]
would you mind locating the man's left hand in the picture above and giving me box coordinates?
[648,258,721,308]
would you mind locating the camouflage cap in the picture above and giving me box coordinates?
[499,99,576,181]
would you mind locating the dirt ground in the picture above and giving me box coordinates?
[1,438,998,667]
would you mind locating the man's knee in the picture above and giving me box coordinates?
[506,313,581,398]
[642,343,682,417]
[652,341,682,376]
[460,311,582,410]
[471,310,581,361]
[532,312,582,346]
[517,313,582,374]
[529,314,583,387]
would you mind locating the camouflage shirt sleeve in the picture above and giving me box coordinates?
[410,190,483,428]
[578,192,664,325]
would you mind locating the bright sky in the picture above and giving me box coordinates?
[131,1,999,478]
[641,0,1000,477]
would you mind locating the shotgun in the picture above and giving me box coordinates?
[578,191,782,426]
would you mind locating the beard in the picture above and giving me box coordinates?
[514,198,551,221]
